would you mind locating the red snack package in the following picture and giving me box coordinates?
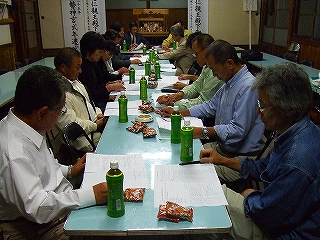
[157,204,179,223]
[138,105,155,113]
[165,201,193,222]
[124,188,146,201]
[142,127,157,138]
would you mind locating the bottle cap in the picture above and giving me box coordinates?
[173,106,179,111]
[110,160,119,169]
[184,119,190,126]
[120,91,125,95]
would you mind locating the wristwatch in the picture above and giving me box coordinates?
[201,126,210,139]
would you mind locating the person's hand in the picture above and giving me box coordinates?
[199,148,224,165]
[117,67,129,75]
[162,46,170,52]
[173,81,187,90]
[71,155,86,177]
[93,182,108,205]
[133,54,141,57]
[192,126,204,139]
[130,58,142,64]
[178,74,191,80]
[241,189,255,197]
[106,82,126,92]
[96,113,104,120]
[96,117,107,133]
[108,95,116,101]
[158,106,174,117]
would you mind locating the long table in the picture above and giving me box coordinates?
[0,57,54,108]
[63,61,232,237]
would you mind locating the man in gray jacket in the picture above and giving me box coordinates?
[158,25,194,76]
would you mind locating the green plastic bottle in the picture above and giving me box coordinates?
[140,76,148,100]
[172,40,177,50]
[171,106,182,144]
[106,160,125,218]
[149,48,154,63]
[180,119,194,162]
[129,67,135,84]
[143,44,147,55]
[118,91,128,123]
[122,40,127,51]
[144,59,151,76]
[154,61,161,80]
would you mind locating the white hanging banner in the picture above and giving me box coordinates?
[188,0,208,33]
[61,0,106,50]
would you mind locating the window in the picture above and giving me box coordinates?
[295,0,320,39]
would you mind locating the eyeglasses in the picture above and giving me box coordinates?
[192,46,207,57]
[257,100,272,113]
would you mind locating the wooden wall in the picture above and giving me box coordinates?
[106,8,188,45]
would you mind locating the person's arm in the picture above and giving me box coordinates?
[162,33,173,47]
[158,42,188,60]
[140,33,151,49]
[199,148,241,172]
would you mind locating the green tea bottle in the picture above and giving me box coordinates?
[180,119,194,162]
[122,40,127,51]
[106,160,125,218]
[129,67,135,84]
[118,91,128,123]
[171,106,182,144]
[140,76,148,100]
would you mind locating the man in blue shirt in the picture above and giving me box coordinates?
[160,40,264,183]
[200,62,320,239]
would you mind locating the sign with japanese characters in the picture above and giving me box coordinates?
[61,0,106,50]
[188,0,208,33]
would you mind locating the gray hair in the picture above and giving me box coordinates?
[170,25,184,37]
[253,62,313,121]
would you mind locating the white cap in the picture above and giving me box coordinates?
[184,119,191,126]
[173,106,179,111]
[110,160,119,169]
[120,91,125,96]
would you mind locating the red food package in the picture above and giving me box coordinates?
[142,127,157,138]
[138,105,155,113]
[124,188,146,201]
[165,201,193,222]
[157,204,179,223]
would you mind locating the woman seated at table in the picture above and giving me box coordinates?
[78,31,125,111]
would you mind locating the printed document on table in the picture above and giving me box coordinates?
[154,164,228,207]
[104,100,143,116]
[81,153,150,189]
[156,116,203,139]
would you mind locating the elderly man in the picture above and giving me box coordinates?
[51,47,107,157]
[162,20,192,50]
[158,25,194,76]
[0,65,108,239]
[200,62,320,239]
[160,40,264,183]
[157,33,224,110]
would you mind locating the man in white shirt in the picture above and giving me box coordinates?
[0,65,108,239]
[51,47,107,158]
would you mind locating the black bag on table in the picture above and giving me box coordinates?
[241,49,263,61]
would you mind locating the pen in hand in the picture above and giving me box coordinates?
[179,160,201,165]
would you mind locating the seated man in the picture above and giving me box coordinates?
[0,65,108,239]
[51,47,107,156]
[103,29,141,72]
[199,62,320,239]
[157,34,224,110]
[162,20,192,50]
[158,25,194,76]
[120,21,151,50]
[160,40,264,183]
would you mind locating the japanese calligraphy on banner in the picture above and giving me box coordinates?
[61,0,106,50]
[188,0,208,33]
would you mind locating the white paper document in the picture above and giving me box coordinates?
[81,153,150,189]
[104,100,143,116]
[154,164,228,207]
[156,116,204,140]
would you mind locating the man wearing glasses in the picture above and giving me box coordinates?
[158,25,194,76]
[199,62,320,239]
[157,33,224,110]
[160,40,264,185]
[0,66,108,239]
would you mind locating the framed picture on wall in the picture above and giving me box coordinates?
[0,1,7,20]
